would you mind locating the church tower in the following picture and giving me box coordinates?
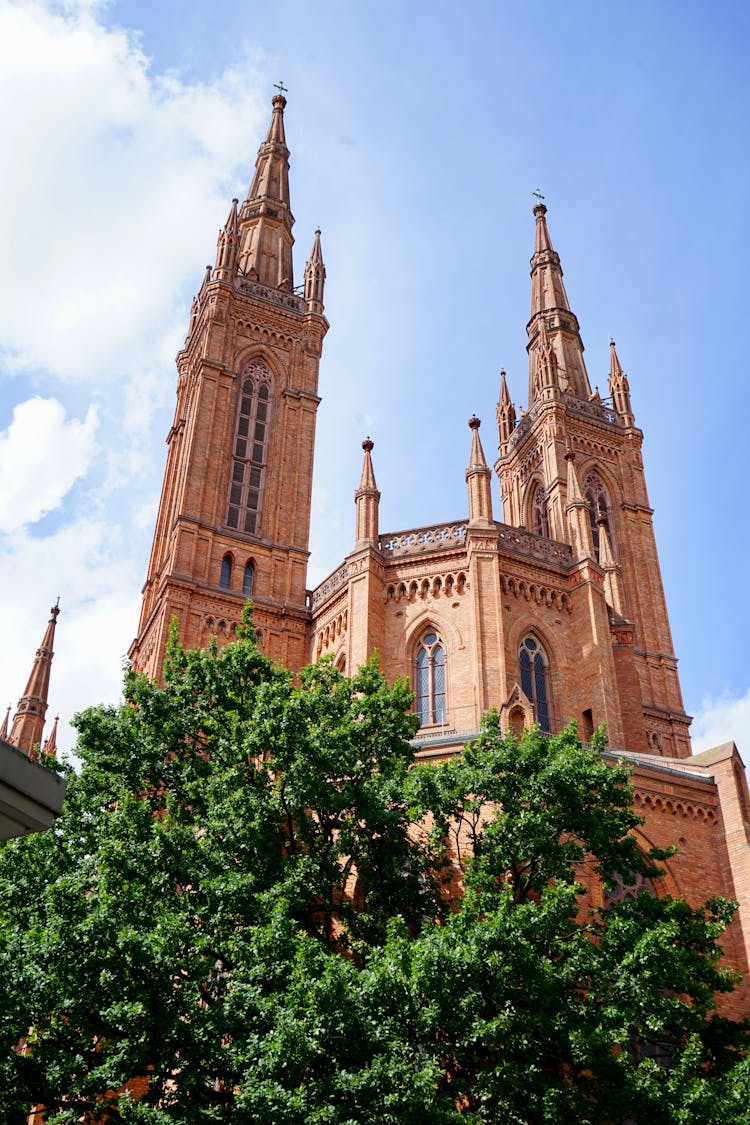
[130,93,328,677]
[495,202,691,756]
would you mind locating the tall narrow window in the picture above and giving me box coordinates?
[519,635,550,732]
[243,561,255,597]
[583,471,614,560]
[226,359,273,535]
[220,554,233,589]
[530,483,549,538]
[416,630,447,726]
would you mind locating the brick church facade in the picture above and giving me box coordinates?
[7,91,734,1018]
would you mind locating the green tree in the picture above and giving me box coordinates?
[0,622,747,1123]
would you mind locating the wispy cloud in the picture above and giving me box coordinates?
[692,688,750,757]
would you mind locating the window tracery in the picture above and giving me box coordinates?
[583,470,614,559]
[530,482,549,538]
[519,635,551,732]
[226,359,273,534]
[415,630,447,726]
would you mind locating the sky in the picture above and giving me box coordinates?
[0,0,748,761]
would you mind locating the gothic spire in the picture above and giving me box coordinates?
[238,92,295,289]
[9,601,60,759]
[466,416,493,526]
[42,714,59,758]
[608,339,635,426]
[355,438,381,547]
[304,228,326,314]
[527,203,591,405]
[0,706,9,741]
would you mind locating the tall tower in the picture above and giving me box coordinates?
[9,601,59,758]
[130,94,328,677]
[496,203,691,756]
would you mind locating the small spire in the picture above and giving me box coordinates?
[466,416,493,526]
[304,228,326,313]
[214,198,240,281]
[496,370,517,449]
[9,601,60,759]
[598,517,625,616]
[0,705,10,741]
[42,714,59,757]
[355,438,380,546]
[608,338,635,426]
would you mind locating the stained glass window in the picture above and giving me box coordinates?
[416,630,447,726]
[519,635,550,732]
[226,360,272,535]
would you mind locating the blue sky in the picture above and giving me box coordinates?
[0,0,748,756]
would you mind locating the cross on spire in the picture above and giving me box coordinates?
[532,188,546,204]
[274,81,288,96]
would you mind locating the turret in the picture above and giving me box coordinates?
[608,339,635,427]
[9,601,60,759]
[466,416,494,526]
[238,92,295,289]
[527,202,591,404]
[304,228,326,314]
[355,438,380,547]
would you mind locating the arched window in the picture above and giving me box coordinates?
[220,554,233,589]
[226,359,273,535]
[519,635,551,732]
[416,630,447,726]
[530,483,549,538]
[243,561,255,597]
[583,471,614,560]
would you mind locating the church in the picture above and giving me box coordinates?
[6,93,750,1017]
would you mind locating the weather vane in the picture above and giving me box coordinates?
[532,188,546,204]
[274,81,288,96]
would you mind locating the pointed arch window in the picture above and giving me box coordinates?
[226,360,273,535]
[242,561,255,597]
[530,483,549,538]
[416,630,447,726]
[220,554,233,589]
[519,635,550,732]
[583,471,614,560]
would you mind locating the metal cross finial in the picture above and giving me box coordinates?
[274,81,288,96]
[532,188,546,203]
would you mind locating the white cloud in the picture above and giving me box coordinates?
[0,0,267,382]
[691,687,750,757]
[0,396,97,531]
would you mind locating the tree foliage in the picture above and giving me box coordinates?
[0,620,748,1123]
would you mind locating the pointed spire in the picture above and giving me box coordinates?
[527,203,591,405]
[355,438,381,547]
[496,369,517,451]
[0,705,10,741]
[214,197,240,281]
[42,714,59,758]
[466,416,494,526]
[238,92,295,289]
[608,339,635,426]
[9,600,60,759]
[564,446,595,559]
[304,228,326,314]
